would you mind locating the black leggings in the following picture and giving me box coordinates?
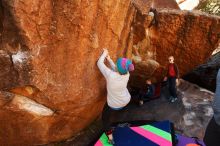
[102,103,125,133]
[204,117,220,146]
[168,77,177,98]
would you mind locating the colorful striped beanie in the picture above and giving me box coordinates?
[116,58,134,74]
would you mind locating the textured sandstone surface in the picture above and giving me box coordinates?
[150,9,220,75]
[0,0,219,145]
[133,0,179,12]
[0,0,135,145]
[184,52,220,92]
[130,8,220,88]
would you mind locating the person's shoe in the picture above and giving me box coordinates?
[107,134,115,144]
[168,96,173,101]
[108,139,115,145]
[170,98,175,103]
[139,100,144,106]
[174,97,178,102]
[171,97,178,103]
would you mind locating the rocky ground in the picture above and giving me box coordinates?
[46,79,214,146]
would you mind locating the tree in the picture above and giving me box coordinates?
[197,0,220,16]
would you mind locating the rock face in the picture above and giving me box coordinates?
[130,8,220,88]
[0,0,135,145]
[133,0,179,12]
[150,10,220,76]
[184,52,220,92]
[0,0,219,145]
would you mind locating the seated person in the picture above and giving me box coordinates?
[139,79,155,105]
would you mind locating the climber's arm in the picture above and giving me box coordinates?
[97,49,112,78]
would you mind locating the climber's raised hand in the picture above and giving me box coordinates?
[103,48,109,56]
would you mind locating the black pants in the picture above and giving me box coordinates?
[102,103,125,133]
[168,77,177,98]
[204,117,220,146]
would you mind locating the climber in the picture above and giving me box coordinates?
[97,48,134,144]
[147,7,158,28]
[204,68,220,146]
[164,56,179,103]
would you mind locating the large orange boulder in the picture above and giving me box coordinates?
[131,8,220,88]
[133,0,179,12]
[150,10,219,75]
[0,0,219,145]
[0,0,135,145]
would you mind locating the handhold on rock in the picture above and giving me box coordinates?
[10,85,39,97]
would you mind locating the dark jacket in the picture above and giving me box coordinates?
[213,68,220,125]
[139,84,155,100]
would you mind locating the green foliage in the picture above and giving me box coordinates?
[197,0,220,16]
